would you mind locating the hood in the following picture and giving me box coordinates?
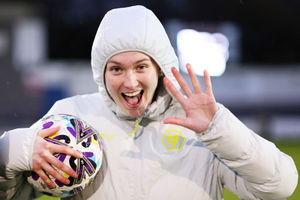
[91,5,180,120]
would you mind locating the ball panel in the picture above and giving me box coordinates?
[27,114,103,198]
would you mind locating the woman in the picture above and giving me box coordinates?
[0,5,298,200]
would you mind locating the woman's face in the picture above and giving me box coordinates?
[105,51,160,117]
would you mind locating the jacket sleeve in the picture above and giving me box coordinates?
[0,127,41,199]
[0,128,38,179]
[197,104,298,200]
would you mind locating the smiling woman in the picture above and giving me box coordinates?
[105,51,160,117]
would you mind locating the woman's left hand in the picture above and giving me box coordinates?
[163,63,218,133]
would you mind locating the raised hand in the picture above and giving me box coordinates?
[163,64,218,133]
[32,126,82,188]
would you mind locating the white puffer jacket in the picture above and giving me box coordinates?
[0,5,298,200]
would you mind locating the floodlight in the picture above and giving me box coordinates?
[177,29,229,76]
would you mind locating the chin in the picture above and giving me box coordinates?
[125,107,147,118]
[122,101,149,118]
[126,111,144,118]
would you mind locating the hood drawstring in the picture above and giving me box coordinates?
[129,109,149,138]
[129,119,140,138]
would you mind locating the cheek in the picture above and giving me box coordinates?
[105,75,119,96]
[144,74,159,93]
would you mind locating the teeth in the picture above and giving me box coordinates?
[123,91,141,97]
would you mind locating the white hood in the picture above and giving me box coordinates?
[91,5,179,119]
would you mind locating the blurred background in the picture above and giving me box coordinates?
[0,0,299,199]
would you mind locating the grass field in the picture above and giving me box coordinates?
[37,141,300,200]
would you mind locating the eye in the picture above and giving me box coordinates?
[110,66,121,74]
[137,65,146,71]
[113,67,120,72]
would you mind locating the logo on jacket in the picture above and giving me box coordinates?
[162,129,185,151]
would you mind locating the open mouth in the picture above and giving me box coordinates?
[122,90,144,107]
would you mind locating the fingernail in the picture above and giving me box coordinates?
[73,172,78,178]
[65,179,70,184]
[50,183,56,188]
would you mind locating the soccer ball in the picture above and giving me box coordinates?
[27,114,103,197]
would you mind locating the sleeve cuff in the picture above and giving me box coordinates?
[5,127,38,178]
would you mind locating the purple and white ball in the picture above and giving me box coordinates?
[27,114,103,197]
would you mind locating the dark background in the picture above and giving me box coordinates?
[14,0,300,65]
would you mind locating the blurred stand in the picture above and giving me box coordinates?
[0,3,97,132]
[0,3,42,130]
[0,2,299,141]
[183,67,300,140]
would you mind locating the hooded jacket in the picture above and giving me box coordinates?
[0,5,298,200]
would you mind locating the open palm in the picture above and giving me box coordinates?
[163,64,218,133]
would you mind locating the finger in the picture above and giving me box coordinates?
[186,63,202,93]
[39,126,61,138]
[45,151,77,179]
[164,77,186,105]
[171,67,193,97]
[35,169,56,188]
[50,143,83,159]
[204,70,213,96]
[40,160,71,185]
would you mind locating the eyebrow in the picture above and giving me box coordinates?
[107,58,151,65]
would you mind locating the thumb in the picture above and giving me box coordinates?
[164,117,191,129]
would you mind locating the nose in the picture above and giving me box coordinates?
[123,71,138,88]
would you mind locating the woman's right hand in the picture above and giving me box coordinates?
[32,126,82,188]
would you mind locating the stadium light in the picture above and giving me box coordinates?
[176,29,229,76]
